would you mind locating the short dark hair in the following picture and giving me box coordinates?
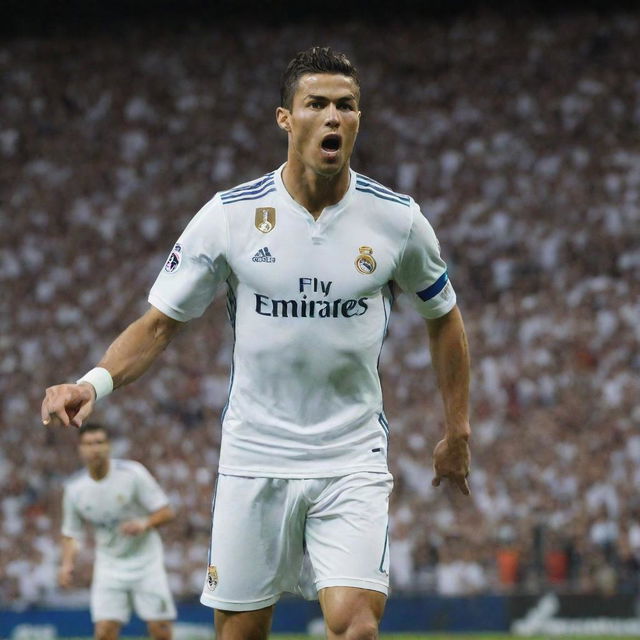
[280,46,359,110]
[78,422,110,440]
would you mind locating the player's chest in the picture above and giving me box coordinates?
[76,483,135,524]
[228,210,398,298]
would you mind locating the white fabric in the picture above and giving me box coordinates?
[149,165,456,477]
[62,459,170,575]
[76,367,113,401]
[200,472,392,611]
[91,557,176,623]
[436,560,487,595]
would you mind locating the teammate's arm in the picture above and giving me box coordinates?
[427,305,471,495]
[59,535,78,588]
[41,307,183,428]
[120,505,175,536]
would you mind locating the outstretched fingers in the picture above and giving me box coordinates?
[432,471,470,495]
[454,473,471,496]
[70,399,93,428]
[41,384,94,428]
[41,387,71,427]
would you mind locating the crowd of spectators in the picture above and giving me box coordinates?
[1,5,639,607]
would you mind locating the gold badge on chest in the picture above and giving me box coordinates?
[355,246,377,274]
[255,207,276,233]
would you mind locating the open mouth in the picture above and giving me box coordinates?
[321,134,342,152]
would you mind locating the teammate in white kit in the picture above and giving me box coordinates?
[42,47,471,639]
[59,423,176,640]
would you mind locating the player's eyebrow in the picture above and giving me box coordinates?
[305,93,357,102]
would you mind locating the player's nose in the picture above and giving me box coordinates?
[325,103,339,127]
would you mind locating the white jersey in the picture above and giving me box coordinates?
[62,459,170,575]
[149,164,456,478]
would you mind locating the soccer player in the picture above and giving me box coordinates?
[59,423,176,640]
[42,47,471,640]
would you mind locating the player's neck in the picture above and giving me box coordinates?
[88,458,110,481]
[282,161,350,220]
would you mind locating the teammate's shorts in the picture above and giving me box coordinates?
[200,471,393,611]
[91,559,177,623]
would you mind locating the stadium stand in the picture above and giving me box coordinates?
[1,2,639,604]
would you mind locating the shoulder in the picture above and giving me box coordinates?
[111,459,149,478]
[352,172,420,243]
[353,172,413,209]
[218,171,277,206]
[62,469,90,500]
[182,171,277,229]
[63,468,89,495]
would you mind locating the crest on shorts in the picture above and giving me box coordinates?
[206,565,219,591]
[255,207,276,233]
[355,246,377,275]
[164,243,182,273]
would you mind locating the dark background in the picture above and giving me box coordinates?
[3,0,639,36]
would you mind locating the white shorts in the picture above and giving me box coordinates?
[91,561,177,624]
[200,471,393,611]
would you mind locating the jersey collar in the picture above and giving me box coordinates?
[274,163,356,221]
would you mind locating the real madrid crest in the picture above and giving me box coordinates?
[355,246,377,275]
[206,565,219,591]
[255,207,276,233]
[164,243,182,273]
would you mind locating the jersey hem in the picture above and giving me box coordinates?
[217,463,390,479]
[148,295,192,322]
[416,293,457,319]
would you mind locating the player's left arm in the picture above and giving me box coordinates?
[427,304,471,495]
[120,505,175,536]
[121,462,175,535]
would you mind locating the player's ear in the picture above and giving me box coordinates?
[276,107,291,132]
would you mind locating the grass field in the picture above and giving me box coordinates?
[269,636,618,640]
[269,636,614,640]
[271,636,626,639]
[58,635,626,640]
[61,635,630,640]
[54,635,624,640]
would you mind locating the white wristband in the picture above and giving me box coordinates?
[76,367,113,401]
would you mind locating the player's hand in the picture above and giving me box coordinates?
[120,518,149,536]
[432,436,471,496]
[41,383,96,428]
[58,564,74,588]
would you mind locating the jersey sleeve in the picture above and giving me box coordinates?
[61,485,84,540]
[394,204,457,319]
[132,462,171,513]
[148,195,231,321]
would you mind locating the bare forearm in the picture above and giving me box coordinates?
[98,307,183,389]
[42,308,183,427]
[58,536,79,587]
[60,536,77,568]
[121,505,174,536]
[147,505,175,529]
[427,305,470,441]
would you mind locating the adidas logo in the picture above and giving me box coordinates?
[252,247,276,263]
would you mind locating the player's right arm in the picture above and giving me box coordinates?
[58,535,78,588]
[43,194,227,428]
[41,306,183,428]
